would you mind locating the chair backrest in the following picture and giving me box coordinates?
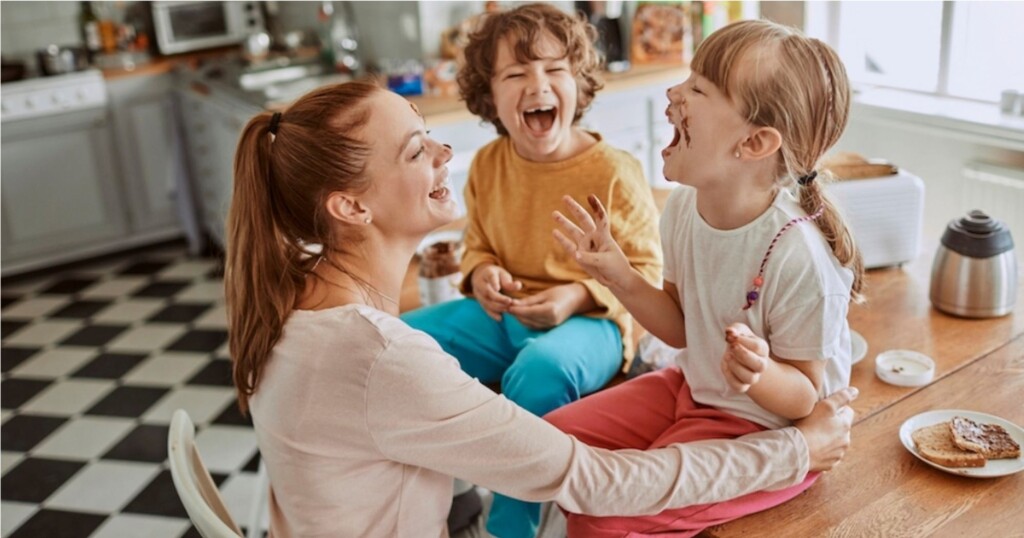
[168,409,244,538]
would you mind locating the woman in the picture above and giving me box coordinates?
[225,80,857,537]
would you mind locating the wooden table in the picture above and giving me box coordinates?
[707,244,1024,537]
[707,336,1024,537]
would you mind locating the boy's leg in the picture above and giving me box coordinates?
[400,298,515,383]
[564,378,818,537]
[487,316,623,538]
[501,316,622,415]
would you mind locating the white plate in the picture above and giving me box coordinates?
[850,330,867,364]
[899,409,1024,478]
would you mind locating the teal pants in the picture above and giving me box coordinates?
[401,298,622,538]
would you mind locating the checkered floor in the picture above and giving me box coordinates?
[1,243,265,538]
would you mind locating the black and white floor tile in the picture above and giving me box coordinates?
[1,243,266,538]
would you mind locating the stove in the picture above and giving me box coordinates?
[1,69,107,122]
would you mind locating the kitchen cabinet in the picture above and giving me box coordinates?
[1,106,129,271]
[107,72,184,238]
[176,82,260,248]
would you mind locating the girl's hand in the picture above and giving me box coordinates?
[553,195,633,290]
[470,264,521,322]
[721,323,770,392]
[508,283,588,330]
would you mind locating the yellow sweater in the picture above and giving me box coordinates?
[460,134,662,368]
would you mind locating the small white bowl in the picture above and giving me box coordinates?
[875,349,935,387]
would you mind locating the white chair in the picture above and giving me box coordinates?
[168,409,244,538]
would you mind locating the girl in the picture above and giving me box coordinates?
[225,80,857,537]
[552,19,864,537]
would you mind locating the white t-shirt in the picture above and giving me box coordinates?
[661,186,853,429]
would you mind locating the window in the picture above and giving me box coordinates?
[947,1,1024,102]
[808,1,1024,104]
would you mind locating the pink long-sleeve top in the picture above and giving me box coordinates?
[248,305,810,537]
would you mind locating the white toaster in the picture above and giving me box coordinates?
[826,169,925,269]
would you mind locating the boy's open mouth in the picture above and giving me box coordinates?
[523,105,557,134]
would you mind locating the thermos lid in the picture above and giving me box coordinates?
[940,210,1015,258]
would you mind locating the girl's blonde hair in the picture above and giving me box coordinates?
[458,2,604,136]
[226,81,381,413]
[693,19,864,301]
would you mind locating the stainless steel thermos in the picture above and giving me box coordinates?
[930,210,1017,318]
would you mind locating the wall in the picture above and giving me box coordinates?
[0,1,81,72]
[835,111,1024,261]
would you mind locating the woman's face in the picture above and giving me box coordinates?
[361,90,457,238]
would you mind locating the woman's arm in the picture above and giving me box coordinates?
[366,334,856,515]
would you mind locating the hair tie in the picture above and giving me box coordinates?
[268,112,282,135]
[798,171,817,186]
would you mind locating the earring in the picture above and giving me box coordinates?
[364,217,371,224]
[734,150,741,158]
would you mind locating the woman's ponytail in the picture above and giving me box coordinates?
[226,114,303,413]
[224,81,380,413]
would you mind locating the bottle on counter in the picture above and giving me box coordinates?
[316,1,336,68]
[79,1,102,60]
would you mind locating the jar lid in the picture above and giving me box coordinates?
[875,349,935,387]
[941,210,1014,258]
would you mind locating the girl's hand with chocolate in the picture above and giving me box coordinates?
[470,264,522,322]
[721,323,770,393]
[553,195,633,290]
[508,283,594,329]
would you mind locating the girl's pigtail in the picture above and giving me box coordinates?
[798,172,865,302]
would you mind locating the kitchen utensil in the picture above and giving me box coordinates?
[242,32,272,64]
[36,45,88,76]
[1,58,27,83]
[930,210,1017,318]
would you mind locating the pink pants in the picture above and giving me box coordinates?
[543,367,817,538]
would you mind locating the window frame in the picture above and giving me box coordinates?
[806,1,1003,105]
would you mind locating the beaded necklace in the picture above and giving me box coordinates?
[742,206,824,310]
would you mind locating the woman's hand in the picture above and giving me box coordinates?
[795,387,858,472]
[508,283,592,330]
[553,195,634,290]
[470,264,521,322]
[721,323,770,392]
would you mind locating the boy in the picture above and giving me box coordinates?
[402,5,661,536]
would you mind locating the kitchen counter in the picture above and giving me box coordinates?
[182,58,688,121]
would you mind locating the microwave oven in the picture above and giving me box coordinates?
[152,1,264,55]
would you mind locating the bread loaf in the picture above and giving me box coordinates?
[911,423,987,468]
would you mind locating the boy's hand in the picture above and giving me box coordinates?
[553,194,633,290]
[721,323,770,392]
[470,264,521,322]
[508,283,589,329]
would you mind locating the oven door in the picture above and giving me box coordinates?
[153,1,255,54]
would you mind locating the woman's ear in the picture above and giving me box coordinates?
[325,191,372,225]
[738,126,782,161]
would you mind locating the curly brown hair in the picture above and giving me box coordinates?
[457,3,605,136]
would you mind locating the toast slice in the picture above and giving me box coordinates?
[912,423,986,468]
[950,416,1021,460]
